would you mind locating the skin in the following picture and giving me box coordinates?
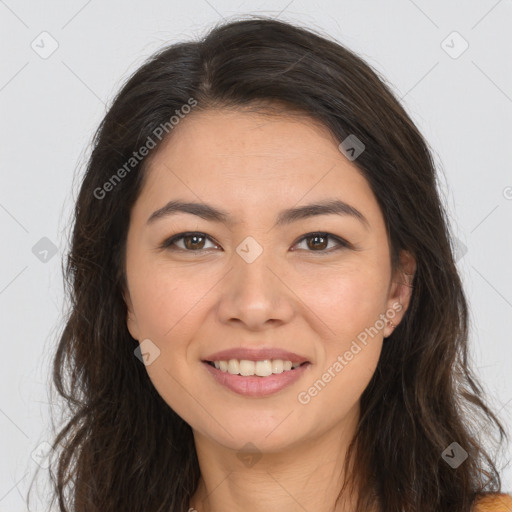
[123,108,416,512]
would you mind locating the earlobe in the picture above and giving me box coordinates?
[384,250,416,338]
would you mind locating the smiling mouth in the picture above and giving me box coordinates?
[203,359,310,377]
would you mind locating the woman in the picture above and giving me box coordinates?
[41,16,510,512]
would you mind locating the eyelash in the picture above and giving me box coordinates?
[159,231,351,254]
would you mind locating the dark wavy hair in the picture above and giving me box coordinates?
[32,15,508,512]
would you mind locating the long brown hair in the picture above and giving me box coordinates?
[33,15,508,512]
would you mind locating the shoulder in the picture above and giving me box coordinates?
[473,493,512,512]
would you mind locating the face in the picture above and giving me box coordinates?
[123,108,415,453]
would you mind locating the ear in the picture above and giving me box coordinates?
[383,249,416,338]
[123,287,140,341]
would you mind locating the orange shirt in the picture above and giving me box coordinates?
[474,493,512,511]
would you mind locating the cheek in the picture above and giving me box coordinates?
[303,263,390,341]
[307,338,382,431]
[298,269,386,412]
[127,256,205,339]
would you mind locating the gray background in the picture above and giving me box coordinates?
[0,0,511,509]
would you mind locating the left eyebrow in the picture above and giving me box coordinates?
[146,198,370,230]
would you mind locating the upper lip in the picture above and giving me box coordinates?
[203,348,310,364]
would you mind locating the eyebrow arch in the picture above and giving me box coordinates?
[146,198,370,230]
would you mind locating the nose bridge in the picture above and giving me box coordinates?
[232,233,278,298]
[218,233,294,328]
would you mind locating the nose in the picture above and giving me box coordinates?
[216,246,295,331]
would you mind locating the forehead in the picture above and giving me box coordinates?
[136,108,381,228]
[174,107,334,152]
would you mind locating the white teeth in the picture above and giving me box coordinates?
[255,360,273,377]
[272,359,284,373]
[239,360,255,376]
[227,359,239,375]
[211,358,305,377]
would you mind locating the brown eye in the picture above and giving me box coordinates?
[293,232,349,252]
[181,234,206,250]
[161,232,218,251]
[306,234,328,250]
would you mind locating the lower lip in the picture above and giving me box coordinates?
[202,361,311,397]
